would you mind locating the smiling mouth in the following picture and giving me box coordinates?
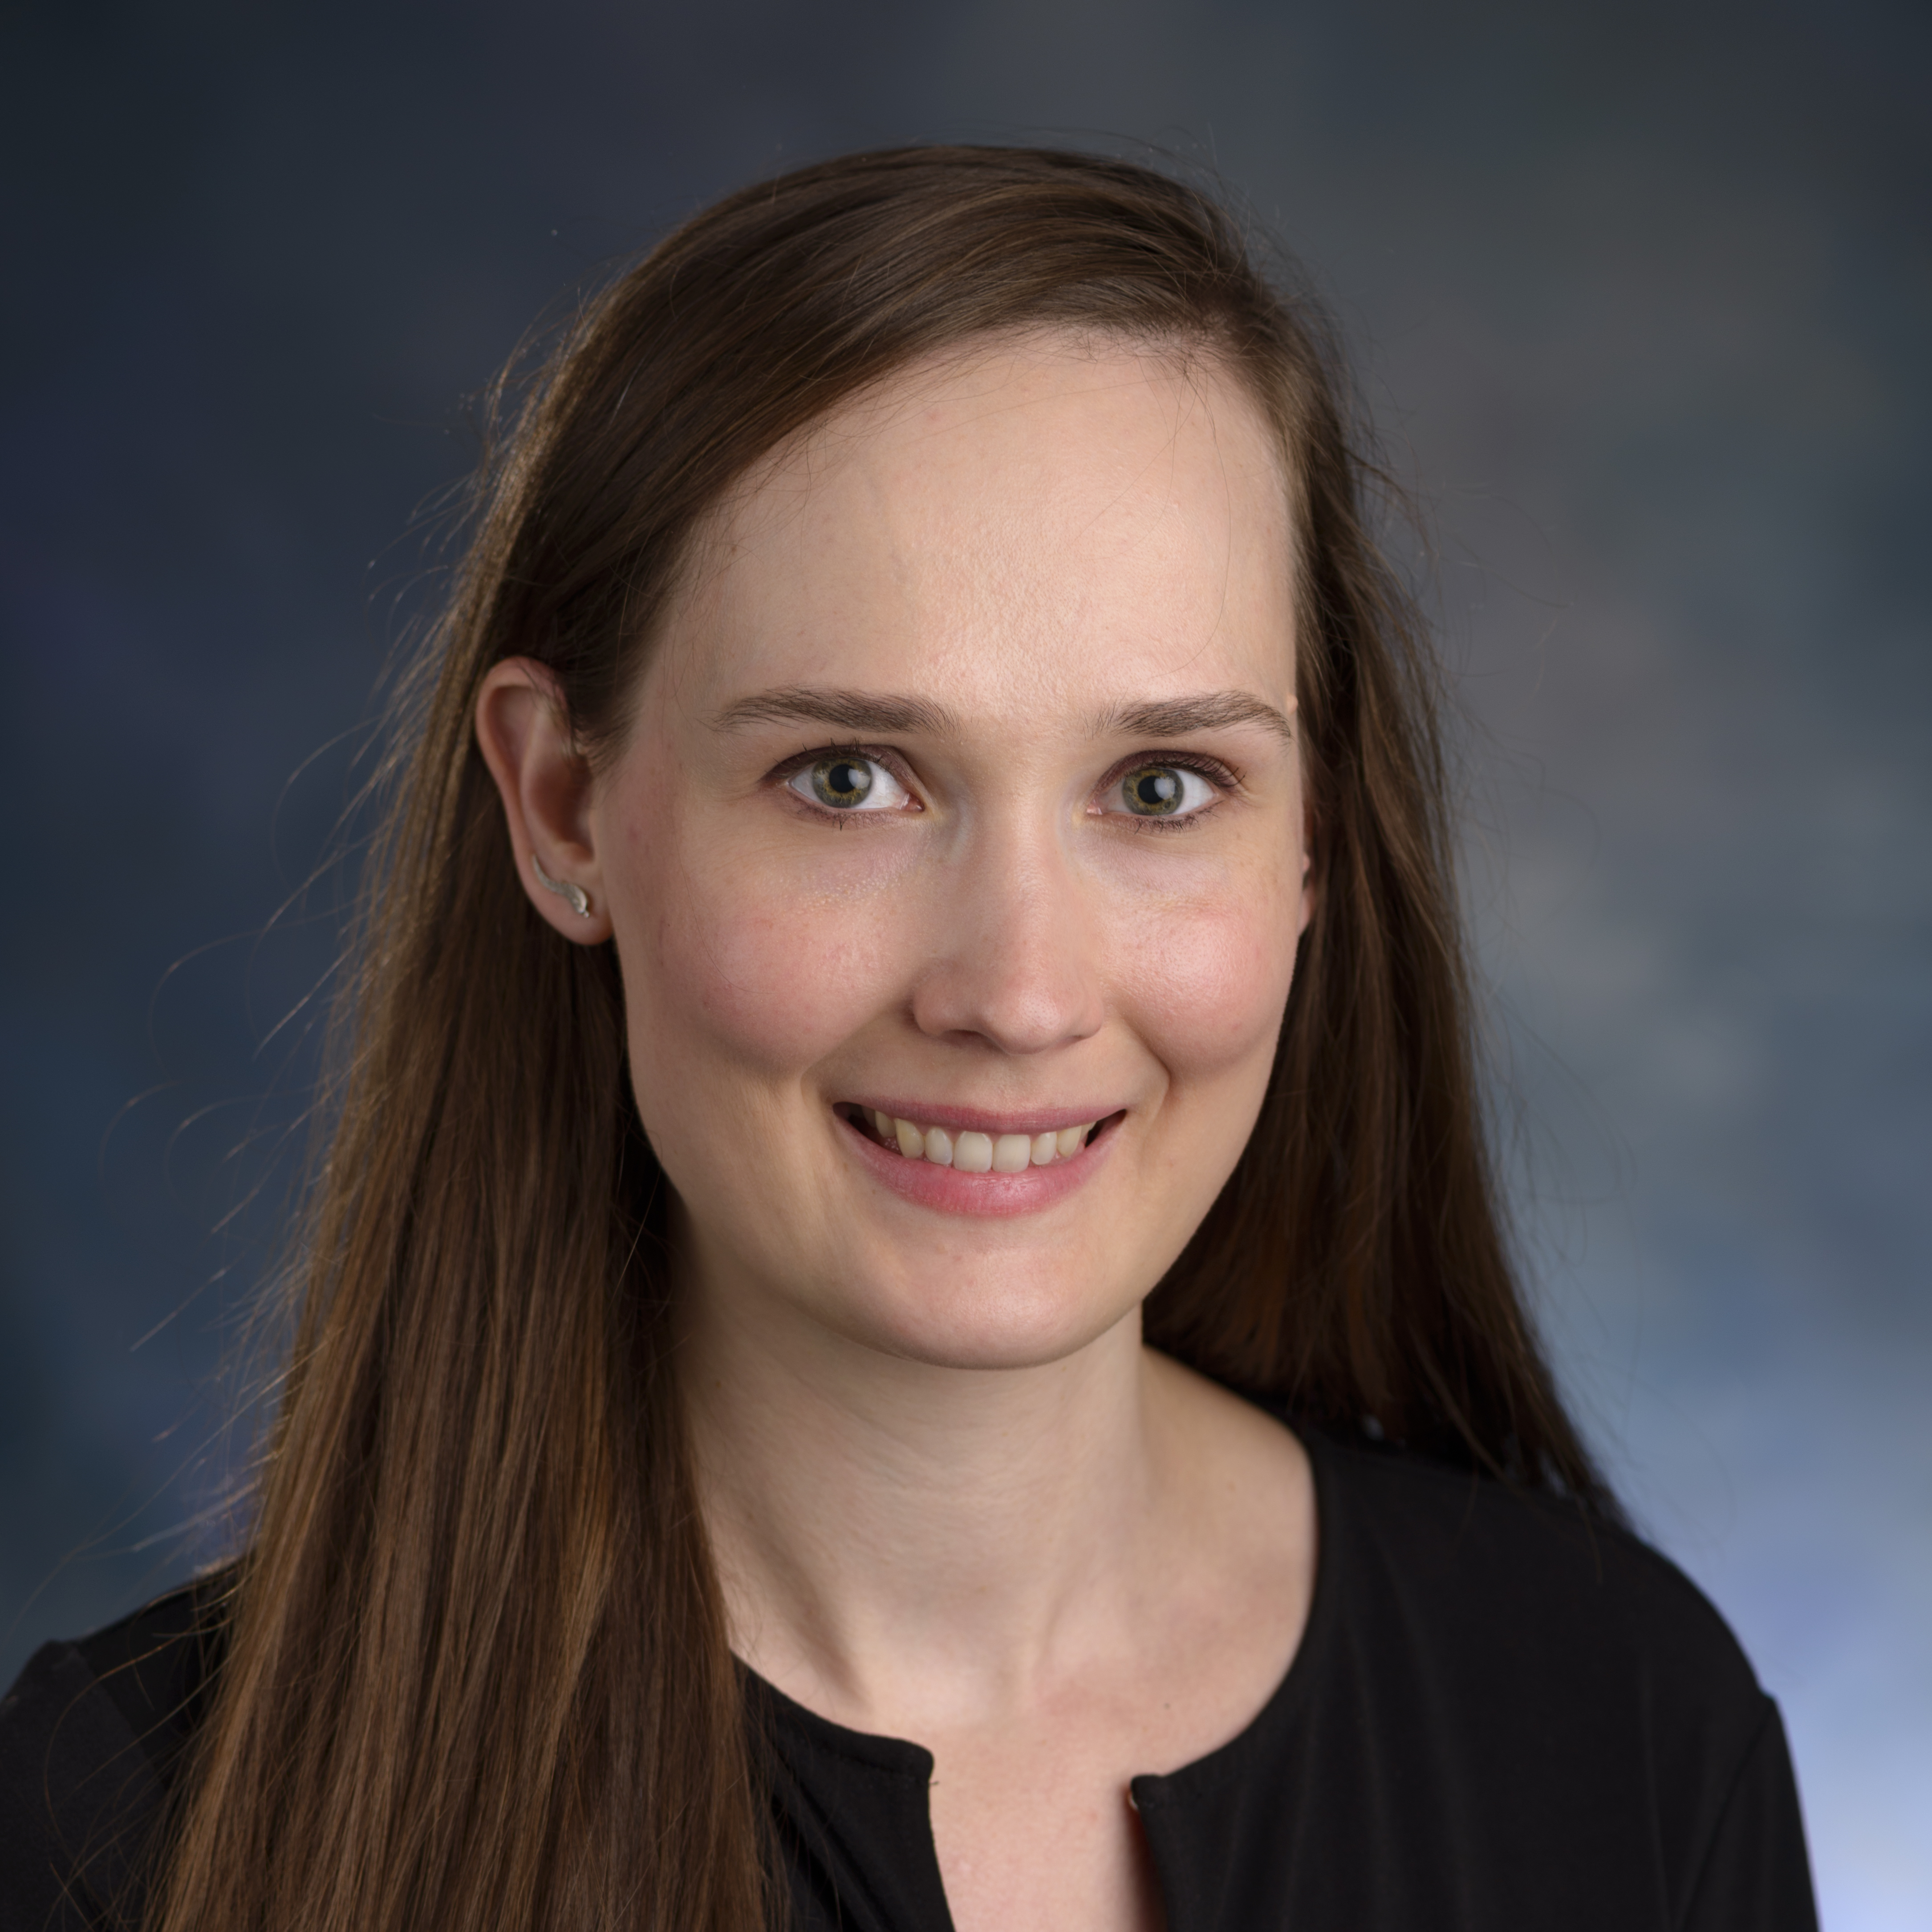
[836,1105,1119,1172]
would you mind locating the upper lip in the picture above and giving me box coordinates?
[843,1100,1123,1136]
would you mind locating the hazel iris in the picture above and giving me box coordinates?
[1122,765,1185,816]
[811,757,876,808]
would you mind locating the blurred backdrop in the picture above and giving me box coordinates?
[2,0,1926,1922]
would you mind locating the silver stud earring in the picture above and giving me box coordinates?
[531,849,592,920]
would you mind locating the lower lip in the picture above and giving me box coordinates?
[838,1113,1118,1218]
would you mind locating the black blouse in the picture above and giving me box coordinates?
[0,1430,1818,1930]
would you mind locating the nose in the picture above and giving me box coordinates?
[909,832,1106,1055]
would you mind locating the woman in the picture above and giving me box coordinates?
[0,146,1816,1932]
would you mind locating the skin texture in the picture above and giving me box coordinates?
[478,333,1319,1932]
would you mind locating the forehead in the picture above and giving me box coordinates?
[651,330,1298,727]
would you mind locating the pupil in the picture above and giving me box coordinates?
[814,757,873,807]
[1128,767,1181,814]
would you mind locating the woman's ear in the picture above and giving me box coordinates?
[1287,692,1316,938]
[1298,801,1317,938]
[474,658,614,943]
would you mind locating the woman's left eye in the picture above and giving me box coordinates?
[786,755,912,813]
[1103,762,1220,821]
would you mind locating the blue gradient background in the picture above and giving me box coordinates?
[3,2,1926,1922]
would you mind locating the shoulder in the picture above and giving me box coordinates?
[0,1574,227,1929]
[1310,1429,1761,1716]
[1135,1429,1814,1928]
[1295,1433,1814,1927]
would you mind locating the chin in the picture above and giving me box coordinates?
[823,1262,1139,1372]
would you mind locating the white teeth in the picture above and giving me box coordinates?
[860,1111,1102,1170]
[992,1133,1031,1173]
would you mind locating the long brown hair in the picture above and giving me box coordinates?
[150,145,1612,1932]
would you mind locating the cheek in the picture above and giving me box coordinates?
[657,893,869,1073]
[614,809,915,1084]
[1113,870,1300,1080]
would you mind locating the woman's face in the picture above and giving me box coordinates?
[595,331,1310,1370]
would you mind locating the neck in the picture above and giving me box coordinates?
[680,1287,1174,1730]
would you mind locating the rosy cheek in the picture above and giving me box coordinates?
[659,892,886,1071]
[617,802,913,1081]
[1113,885,1298,1076]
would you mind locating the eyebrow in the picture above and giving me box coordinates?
[710,687,962,736]
[709,684,1293,744]
[1094,692,1295,745]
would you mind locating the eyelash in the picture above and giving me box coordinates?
[769,743,920,825]
[767,745,1242,829]
[1096,753,1239,834]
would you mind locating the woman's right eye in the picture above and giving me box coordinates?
[786,755,912,813]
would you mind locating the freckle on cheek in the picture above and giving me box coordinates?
[654,899,882,1070]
